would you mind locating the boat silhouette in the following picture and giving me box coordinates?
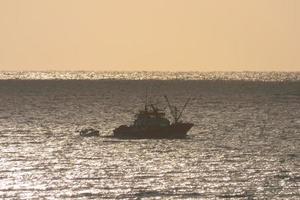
[113,95,193,139]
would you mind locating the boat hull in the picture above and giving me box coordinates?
[113,123,193,139]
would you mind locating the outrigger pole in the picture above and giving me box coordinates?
[163,95,175,122]
[176,97,191,122]
[163,95,191,123]
[145,88,149,111]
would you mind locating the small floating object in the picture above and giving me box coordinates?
[79,128,100,137]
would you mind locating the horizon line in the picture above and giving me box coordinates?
[0,70,299,73]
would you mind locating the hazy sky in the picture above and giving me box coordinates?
[0,0,299,71]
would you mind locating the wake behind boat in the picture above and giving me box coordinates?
[113,95,193,139]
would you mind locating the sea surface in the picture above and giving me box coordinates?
[0,72,299,199]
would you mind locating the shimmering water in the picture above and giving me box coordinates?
[0,72,299,199]
[1,71,299,81]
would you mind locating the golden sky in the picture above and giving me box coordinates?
[0,0,299,71]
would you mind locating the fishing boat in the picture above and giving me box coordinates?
[113,95,193,139]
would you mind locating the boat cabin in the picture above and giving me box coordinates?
[133,104,170,128]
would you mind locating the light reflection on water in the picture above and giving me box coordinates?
[0,71,300,81]
[0,78,299,199]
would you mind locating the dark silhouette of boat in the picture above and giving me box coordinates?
[113,95,193,139]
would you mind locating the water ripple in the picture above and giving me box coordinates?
[0,79,299,199]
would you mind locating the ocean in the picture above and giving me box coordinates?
[0,72,299,199]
